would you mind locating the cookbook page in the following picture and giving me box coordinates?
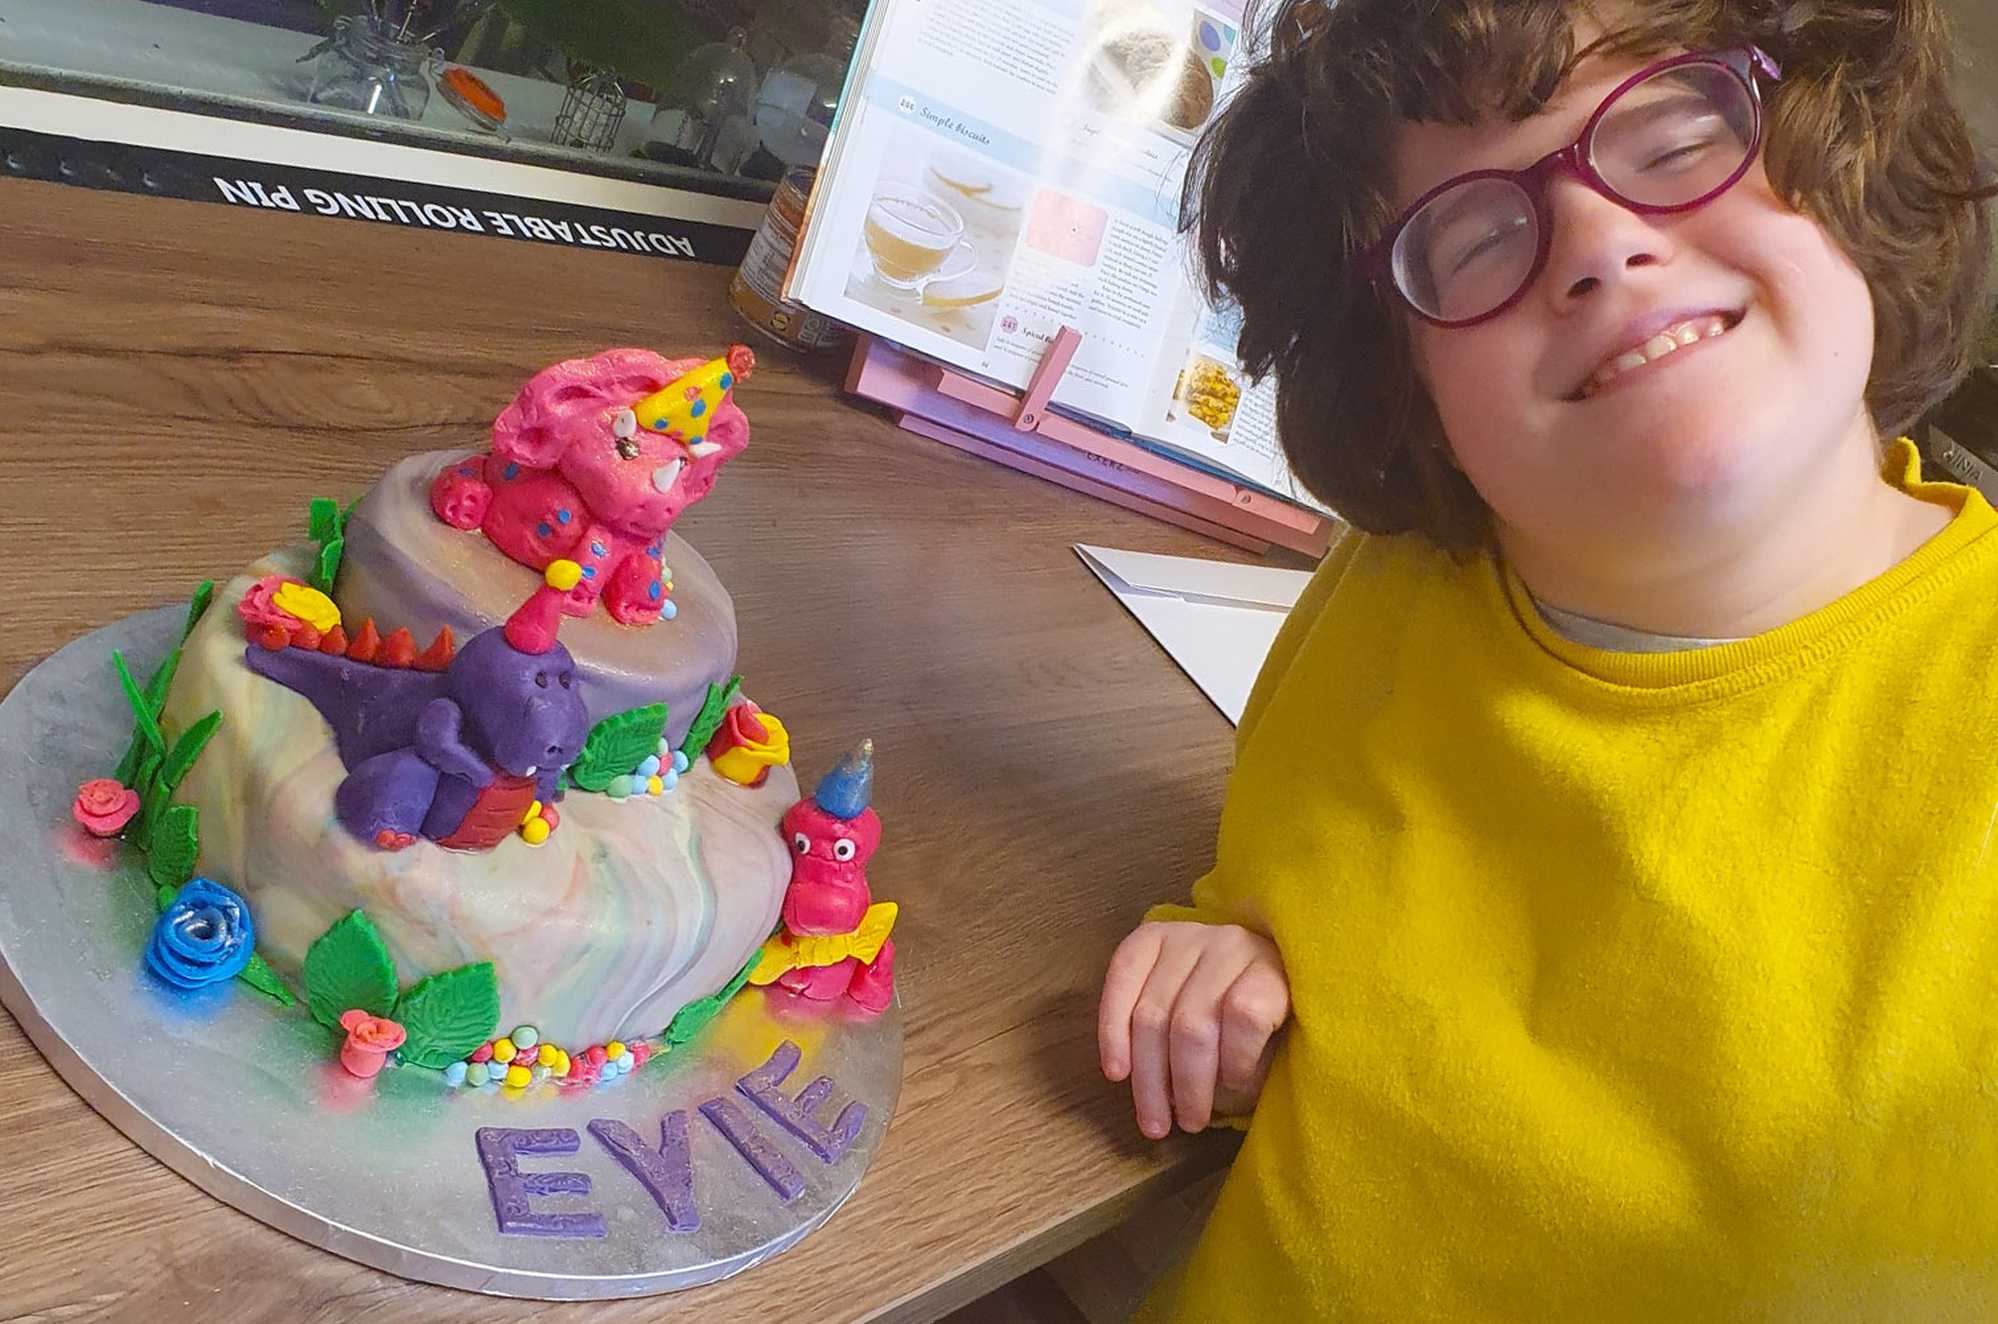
[791,0,1249,433]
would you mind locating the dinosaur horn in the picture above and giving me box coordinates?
[505,560,580,654]
[814,737,874,819]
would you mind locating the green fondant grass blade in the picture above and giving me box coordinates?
[315,536,344,593]
[663,950,758,1045]
[116,648,184,785]
[127,748,164,846]
[179,580,215,644]
[113,651,165,756]
[237,953,296,1006]
[569,702,669,792]
[302,909,399,1029]
[145,804,200,890]
[394,962,501,1068]
[144,647,183,717]
[160,710,221,791]
[308,496,340,544]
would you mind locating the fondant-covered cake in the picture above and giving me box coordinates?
[88,346,898,1090]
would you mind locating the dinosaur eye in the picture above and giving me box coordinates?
[558,671,572,688]
[534,672,549,688]
[611,408,638,440]
[792,832,811,854]
[833,838,856,862]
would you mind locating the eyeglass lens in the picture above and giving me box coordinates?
[1391,61,1758,323]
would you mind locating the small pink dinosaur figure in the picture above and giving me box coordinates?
[776,740,895,1014]
[429,346,753,625]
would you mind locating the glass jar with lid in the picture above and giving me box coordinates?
[307,16,441,121]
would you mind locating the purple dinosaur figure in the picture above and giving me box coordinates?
[245,562,591,851]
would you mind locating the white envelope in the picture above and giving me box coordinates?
[1075,544,1314,725]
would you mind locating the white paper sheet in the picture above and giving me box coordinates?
[1075,544,1311,725]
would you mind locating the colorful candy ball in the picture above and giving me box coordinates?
[512,1026,539,1050]
[504,1064,531,1089]
[492,1036,517,1064]
[671,750,690,775]
[444,1061,468,1087]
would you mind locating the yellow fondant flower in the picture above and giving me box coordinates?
[271,581,342,633]
[707,704,790,787]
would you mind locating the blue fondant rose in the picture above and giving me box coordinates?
[146,878,256,989]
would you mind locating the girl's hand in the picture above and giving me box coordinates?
[1097,921,1290,1138]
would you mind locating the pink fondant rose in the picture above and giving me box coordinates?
[72,778,140,837]
[338,1009,407,1079]
[236,574,308,635]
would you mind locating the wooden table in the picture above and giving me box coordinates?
[0,179,1272,1321]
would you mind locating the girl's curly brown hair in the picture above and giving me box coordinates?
[1188,0,1995,551]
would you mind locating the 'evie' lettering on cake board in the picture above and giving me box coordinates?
[475,1040,865,1237]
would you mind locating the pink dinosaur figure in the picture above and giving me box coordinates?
[429,345,754,626]
[777,740,895,1014]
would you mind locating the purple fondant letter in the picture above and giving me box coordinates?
[588,1113,699,1233]
[474,1127,607,1238]
[737,1039,867,1164]
[699,1096,806,1202]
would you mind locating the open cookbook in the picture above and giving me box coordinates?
[785,0,1328,515]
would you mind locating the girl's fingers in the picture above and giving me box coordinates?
[1098,925,1165,1081]
[1128,937,1204,1139]
[1166,948,1246,1134]
[1215,958,1291,1095]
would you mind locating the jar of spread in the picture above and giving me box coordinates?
[728,166,853,354]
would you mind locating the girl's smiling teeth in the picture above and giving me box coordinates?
[1578,314,1738,399]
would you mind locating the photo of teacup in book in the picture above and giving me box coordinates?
[862,187,976,292]
[844,130,1027,352]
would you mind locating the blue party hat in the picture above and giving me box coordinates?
[814,738,875,820]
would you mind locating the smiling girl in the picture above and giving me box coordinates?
[1096,1,1998,1317]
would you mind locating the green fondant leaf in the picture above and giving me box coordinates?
[179,580,215,645]
[156,882,177,912]
[663,950,758,1046]
[393,962,501,1068]
[569,702,670,793]
[679,674,743,759]
[307,496,341,544]
[113,651,165,756]
[315,536,344,594]
[145,804,200,891]
[160,710,222,791]
[302,909,399,1030]
[237,953,296,1006]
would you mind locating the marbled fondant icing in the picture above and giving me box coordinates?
[160,548,794,1048]
[341,450,736,748]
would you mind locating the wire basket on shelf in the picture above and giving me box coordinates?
[552,66,626,152]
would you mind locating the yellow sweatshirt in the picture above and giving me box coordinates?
[1142,446,1998,1321]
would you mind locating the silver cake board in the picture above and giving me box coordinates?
[0,607,903,1300]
